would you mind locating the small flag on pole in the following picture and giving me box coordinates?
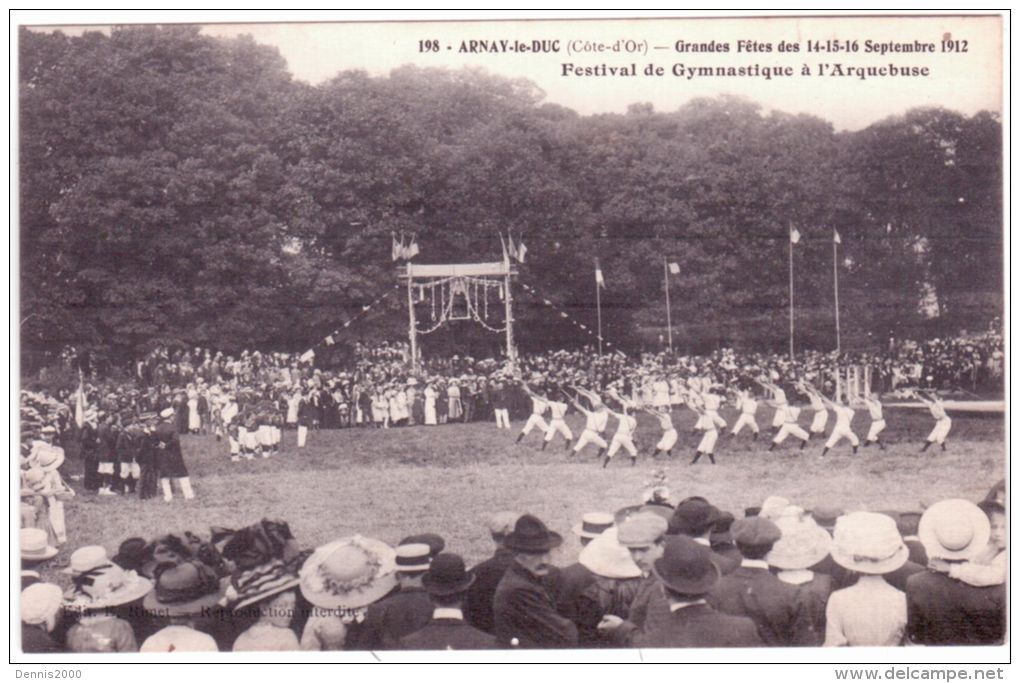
[300,349,315,363]
[516,240,527,263]
[325,335,335,346]
[833,229,842,245]
[405,234,420,259]
[789,227,802,244]
[595,261,606,288]
[391,233,402,261]
[499,233,509,264]
[668,262,680,275]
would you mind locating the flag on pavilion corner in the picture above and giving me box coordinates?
[789,226,801,244]
[833,229,842,245]
[516,239,527,263]
[668,262,680,275]
[391,233,402,261]
[499,233,510,264]
[595,261,606,288]
[405,234,420,259]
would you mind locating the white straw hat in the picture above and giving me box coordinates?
[918,499,991,561]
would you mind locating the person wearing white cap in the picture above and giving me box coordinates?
[915,390,952,453]
[642,405,678,459]
[757,379,788,435]
[21,582,64,653]
[823,511,908,647]
[598,512,670,645]
[515,380,551,445]
[797,381,828,438]
[729,389,760,440]
[541,392,573,452]
[569,389,609,458]
[860,392,887,450]
[767,403,809,452]
[819,394,859,457]
[906,499,1004,645]
[603,391,638,468]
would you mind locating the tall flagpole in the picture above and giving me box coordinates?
[596,265,603,357]
[833,234,841,354]
[788,224,795,361]
[663,258,673,354]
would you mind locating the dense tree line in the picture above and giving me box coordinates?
[19,26,1002,366]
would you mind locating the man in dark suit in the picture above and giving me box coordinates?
[400,553,495,650]
[709,516,818,646]
[669,498,740,575]
[493,514,578,648]
[633,535,762,648]
[465,511,519,633]
[354,543,435,649]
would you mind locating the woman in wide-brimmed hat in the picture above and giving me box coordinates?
[924,498,1002,587]
[139,560,224,652]
[576,527,643,642]
[298,535,397,650]
[823,512,908,647]
[767,515,833,646]
[63,546,153,653]
[226,555,309,652]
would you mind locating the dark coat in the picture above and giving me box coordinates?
[904,538,928,568]
[906,570,1005,645]
[466,548,515,633]
[493,562,579,648]
[633,602,763,649]
[152,421,188,478]
[709,565,818,646]
[399,617,496,651]
[353,586,434,650]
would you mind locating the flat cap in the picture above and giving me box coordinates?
[731,517,782,547]
[617,513,669,548]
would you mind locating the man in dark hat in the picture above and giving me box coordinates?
[465,512,519,634]
[709,517,817,646]
[669,498,739,575]
[492,514,578,648]
[400,553,495,650]
[632,536,761,648]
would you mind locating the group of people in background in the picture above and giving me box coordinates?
[20,478,1005,652]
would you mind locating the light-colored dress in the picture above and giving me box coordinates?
[187,396,201,431]
[823,575,906,647]
[233,623,300,651]
[424,387,438,425]
[447,385,463,419]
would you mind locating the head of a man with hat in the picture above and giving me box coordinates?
[420,552,475,615]
[617,512,669,576]
[503,514,562,577]
[572,512,614,548]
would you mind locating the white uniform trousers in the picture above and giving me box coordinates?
[697,428,719,453]
[773,422,809,444]
[825,426,860,449]
[574,429,608,452]
[706,410,727,430]
[656,428,679,451]
[772,409,786,429]
[521,413,549,435]
[927,418,952,443]
[607,433,637,458]
[866,419,886,442]
[544,419,573,442]
[297,425,308,448]
[731,413,759,435]
[810,410,828,434]
[494,408,511,429]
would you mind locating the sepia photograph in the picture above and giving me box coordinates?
[11,10,1007,673]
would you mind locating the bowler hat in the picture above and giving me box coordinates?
[503,514,563,554]
[421,553,474,596]
[670,499,721,536]
[652,535,720,595]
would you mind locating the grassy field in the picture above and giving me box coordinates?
[47,407,1004,578]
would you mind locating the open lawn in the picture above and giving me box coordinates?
[48,407,1004,579]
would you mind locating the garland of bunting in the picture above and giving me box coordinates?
[518,281,624,355]
[300,286,399,361]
